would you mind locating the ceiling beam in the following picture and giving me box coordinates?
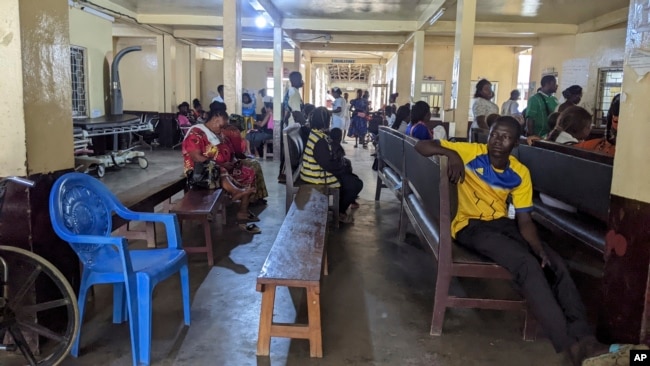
[112,23,161,37]
[294,33,407,44]
[424,36,539,46]
[427,21,578,35]
[80,0,138,19]
[578,7,629,33]
[173,29,223,40]
[283,19,417,32]
[196,40,293,49]
[311,57,386,64]
[299,43,399,52]
[416,0,447,31]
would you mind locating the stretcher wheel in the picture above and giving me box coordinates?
[96,165,106,178]
[138,157,148,169]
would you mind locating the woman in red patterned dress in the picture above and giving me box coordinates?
[182,108,261,233]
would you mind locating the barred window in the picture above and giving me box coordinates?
[70,46,88,119]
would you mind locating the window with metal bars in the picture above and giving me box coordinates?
[70,46,88,119]
[594,68,623,127]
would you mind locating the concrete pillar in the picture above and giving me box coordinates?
[294,47,301,74]
[304,56,313,104]
[599,0,650,345]
[451,0,476,138]
[0,0,79,350]
[223,0,242,114]
[163,34,175,112]
[156,35,166,112]
[190,44,199,99]
[272,26,283,161]
[411,31,425,102]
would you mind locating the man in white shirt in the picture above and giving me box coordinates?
[284,72,305,126]
[211,85,224,103]
[501,89,522,121]
[331,87,345,130]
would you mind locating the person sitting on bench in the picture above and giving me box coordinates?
[414,116,617,366]
[182,103,261,234]
[300,107,363,224]
[578,93,619,156]
[547,106,592,145]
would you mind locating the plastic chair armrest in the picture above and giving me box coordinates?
[113,208,182,249]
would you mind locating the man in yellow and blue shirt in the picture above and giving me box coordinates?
[415,116,611,365]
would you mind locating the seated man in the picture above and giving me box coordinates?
[414,116,618,366]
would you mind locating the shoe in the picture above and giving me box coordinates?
[277,175,286,184]
[354,144,358,148]
[339,213,354,224]
[238,223,262,234]
[342,140,348,144]
[350,201,360,209]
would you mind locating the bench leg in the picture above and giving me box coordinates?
[202,218,215,267]
[146,222,156,248]
[522,307,537,341]
[430,268,452,336]
[375,176,382,201]
[257,285,276,356]
[332,189,340,229]
[323,252,328,276]
[306,285,323,358]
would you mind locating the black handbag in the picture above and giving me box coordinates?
[186,160,220,190]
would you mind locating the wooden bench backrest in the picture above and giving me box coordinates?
[283,125,306,190]
[470,128,490,143]
[378,126,405,176]
[518,143,613,222]
[402,137,453,263]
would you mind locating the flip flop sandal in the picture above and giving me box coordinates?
[239,223,261,234]
[246,211,261,222]
[582,344,649,366]
[339,214,355,224]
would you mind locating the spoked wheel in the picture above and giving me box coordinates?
[96,165,105,178]
[0,246,79,366]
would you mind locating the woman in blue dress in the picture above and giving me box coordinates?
[348,89,369,148]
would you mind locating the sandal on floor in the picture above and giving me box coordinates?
[350,201,360,209]
[582,344,649,366]
[339,213,354,224]
[239,223,262,234]
[238,212,260,222]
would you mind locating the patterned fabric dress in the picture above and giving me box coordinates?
[222,125,269,201]
[348,98,369,138]
[182,125,255,189]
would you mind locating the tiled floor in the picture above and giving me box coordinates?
[15,141,604,366]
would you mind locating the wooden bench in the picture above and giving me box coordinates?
[283,124,339,226]
[375,126,405,201]
[256,186,329,358]
[170,188,226,266]
[517,141,613,254]
[398,136,536,340]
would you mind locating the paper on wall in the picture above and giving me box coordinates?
[627,49,650,82]
[560,58,590,97]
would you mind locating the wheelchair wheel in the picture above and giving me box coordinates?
[137,157,148,169]
[0,245,79,366]
[96,165,105,178]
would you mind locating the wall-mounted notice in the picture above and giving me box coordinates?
[560,58,590,95]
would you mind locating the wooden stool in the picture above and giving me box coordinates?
[170,189,224,266]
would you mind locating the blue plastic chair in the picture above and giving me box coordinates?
[48,173,190,366]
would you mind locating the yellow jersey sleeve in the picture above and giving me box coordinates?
[510,160,534,212]
[439,140,487,165]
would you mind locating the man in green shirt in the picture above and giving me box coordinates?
[526,75,559,138]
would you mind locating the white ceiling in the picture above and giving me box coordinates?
[104,0,631,62]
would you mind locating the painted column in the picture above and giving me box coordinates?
[294,47,301,74]
[0,0,78,350]
[156,35,166,112]
[304,54,313,104]
[163,34,175,112]
[599,0,650,345]
[451,0,476,138]
[223,0,242,114]
[411,31,425,102]
[190,44,199,99]
[272,26,283,161]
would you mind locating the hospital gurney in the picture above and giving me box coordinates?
[73,114,151,177]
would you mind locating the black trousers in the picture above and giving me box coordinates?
[456,218,592,353]
[337,173,363,213]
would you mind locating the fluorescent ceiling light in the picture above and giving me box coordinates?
[429,8,446,26]
[81,6,115,22]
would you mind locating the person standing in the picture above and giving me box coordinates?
[331,87,345,131]
[211,85,224,103]
[557,85,583,113]
[471,79,499,130]
[278,71,306,183]
[342,92,351,143]
[526,75,559,138]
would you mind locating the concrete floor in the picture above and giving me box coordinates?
[30,141,604,365]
